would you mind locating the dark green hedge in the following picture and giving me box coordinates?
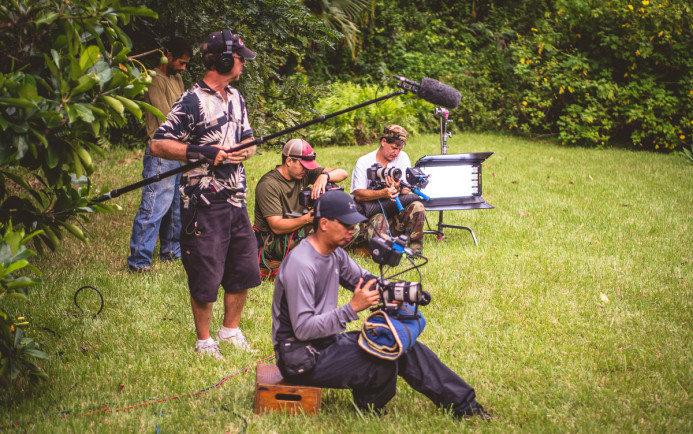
[308,0,692,151]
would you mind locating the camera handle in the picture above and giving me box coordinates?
[91,89,407,203]
[400,181,430,201]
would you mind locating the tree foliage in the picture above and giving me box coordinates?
[307,0,693,150]
[511,0,693,149]
[0,0,162,250]
[0,0,161,385]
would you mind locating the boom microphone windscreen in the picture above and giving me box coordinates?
[417,77,461,109]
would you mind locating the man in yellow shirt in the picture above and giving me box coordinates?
[127,37,192,273]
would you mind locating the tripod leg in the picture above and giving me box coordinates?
[437,210,444,241]
[423,211,479,246]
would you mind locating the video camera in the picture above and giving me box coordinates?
[365,164,431,213]
[404,167,430,191]
[298,182,344,210]
[367,163,402,186]
[368,234,430,318]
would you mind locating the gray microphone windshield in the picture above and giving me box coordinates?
[417,78,461,109]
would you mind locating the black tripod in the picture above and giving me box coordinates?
[423,107,479,246]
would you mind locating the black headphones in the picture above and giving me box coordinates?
[215,29,236,74]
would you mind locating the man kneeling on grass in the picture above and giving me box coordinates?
[270,190,491,419]
[253,139,347,267]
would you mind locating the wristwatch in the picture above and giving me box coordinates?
[321,171,330,182]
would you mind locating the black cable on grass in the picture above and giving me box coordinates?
[0,356,275,430]
[74,286,104,318]
[221,406,248,434]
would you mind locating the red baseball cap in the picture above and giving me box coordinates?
[282,139,319,170]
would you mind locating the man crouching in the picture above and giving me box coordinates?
[254,139,347,265]
[270,190,490,419]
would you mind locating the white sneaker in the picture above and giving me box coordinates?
[216,329,257,353]
[194,339,223,359]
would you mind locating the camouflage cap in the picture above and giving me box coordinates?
[382,124,408,146]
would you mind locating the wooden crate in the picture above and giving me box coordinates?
[253,364,321,415]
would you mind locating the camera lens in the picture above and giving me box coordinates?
[376,167,402,182]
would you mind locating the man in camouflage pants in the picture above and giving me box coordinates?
[350,125,426,252]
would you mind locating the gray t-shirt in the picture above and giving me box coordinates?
[271,239,371,346]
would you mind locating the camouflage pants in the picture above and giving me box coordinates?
[260,225,314,263]
[353,200,425,253]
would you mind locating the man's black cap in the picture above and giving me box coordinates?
[203,30,256,59]
[314,191,367,226]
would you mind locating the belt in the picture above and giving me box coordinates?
[197,188,232,202]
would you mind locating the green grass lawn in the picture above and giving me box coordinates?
[2,132,692,432]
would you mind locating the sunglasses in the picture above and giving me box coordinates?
[331,219,357,231]
[288,152,317,161]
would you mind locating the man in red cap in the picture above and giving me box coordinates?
[253,138,347,266]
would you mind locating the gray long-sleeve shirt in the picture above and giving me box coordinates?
[271,239,371,346]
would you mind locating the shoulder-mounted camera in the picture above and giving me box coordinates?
[368,234,430,318]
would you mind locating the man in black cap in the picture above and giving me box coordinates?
[254,138,348,267]
[270,190,490,419]
[150,30,259,359]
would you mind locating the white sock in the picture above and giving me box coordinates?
[218,326,239,339]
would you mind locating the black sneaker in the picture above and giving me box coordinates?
[127,265,156,274]
[455,401,493,421]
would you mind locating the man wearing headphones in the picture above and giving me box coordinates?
[150,30,260,359]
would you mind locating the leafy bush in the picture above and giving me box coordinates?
[0,0,159,251]
[510,1,693,149]
[306,81,427,146]
[0,0,161,388]
[307,0,693,151]
[0,223,46,386]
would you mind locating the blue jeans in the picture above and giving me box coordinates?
[127,151,182,268]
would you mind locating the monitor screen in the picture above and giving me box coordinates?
[413,152,493,210]
[417,165,478,198]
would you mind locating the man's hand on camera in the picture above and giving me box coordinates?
[312,174,329,199]
[380,184,399,201]
[301,209,315,225]
[349,278,380,313]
